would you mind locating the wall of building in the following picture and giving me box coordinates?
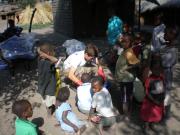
[52,0,73,37]
[52,0,135,37]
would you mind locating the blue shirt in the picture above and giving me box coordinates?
[152,24,166,52]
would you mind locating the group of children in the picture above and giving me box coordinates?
[12,41,118,135]
[107,10,179,132]
[114,24,178,133]
[12,76,117,135]
[11,19,179,135]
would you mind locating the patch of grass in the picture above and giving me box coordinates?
[19,22,53,30]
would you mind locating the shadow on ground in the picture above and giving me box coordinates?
[0,59,38,112]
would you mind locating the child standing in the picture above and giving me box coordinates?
[12,100,38,135]
[55,87,86,134]
[89,76,117,133]
[140,60,165,132]
[161,26,178,119]
[115,34,140,117]
[38,43,56,115]
[77,73,93,114]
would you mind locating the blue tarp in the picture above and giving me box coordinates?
[0,34,36,60]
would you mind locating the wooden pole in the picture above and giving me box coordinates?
[29,8,37,33]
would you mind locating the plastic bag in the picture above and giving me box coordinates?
[62,39,85,56]
[0,34,37,60]
[133,78,145,102]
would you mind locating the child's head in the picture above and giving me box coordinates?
[56,87,70,103]
[39,42,55,56]
[123,23,131,34]
[91,76,104,93]
[150,60,162,76]
[154,13,163,26]
[164,26,179,44]
[12,100,33,119]
[81,73,92,83]
[120,33,133,49]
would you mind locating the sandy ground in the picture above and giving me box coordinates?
[0,22,180,135]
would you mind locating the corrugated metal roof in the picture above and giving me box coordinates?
[0,4,20,16]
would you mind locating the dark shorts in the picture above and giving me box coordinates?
[91,115,116,127]
[100,116,116,127]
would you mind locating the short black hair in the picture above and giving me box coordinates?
[165,26,179,39]
[91,76,104,86]
[154,12,163,20]
[81,73,92,83]
[12,100,31,118]
[119,33,134,46]
[56,87,70,102]
[39,42,55,55]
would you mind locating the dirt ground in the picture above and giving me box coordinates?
[1,22,180,135]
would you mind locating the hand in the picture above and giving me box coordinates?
[98,66,106,80]
[37,47,47,59]
[90,116,101,123]
[95,57,100,66]
[76,80,83,86]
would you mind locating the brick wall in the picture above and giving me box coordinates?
[52,0,73,37]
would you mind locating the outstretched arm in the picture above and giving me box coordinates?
[62,111,79,133]
[68,67,82,86]
[37,47,58,63]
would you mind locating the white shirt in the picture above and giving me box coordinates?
[63,51,86,70]
[91,88,116,117]
[77,83,92,111]
[152,23,166,52]
[160,46,177,68]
